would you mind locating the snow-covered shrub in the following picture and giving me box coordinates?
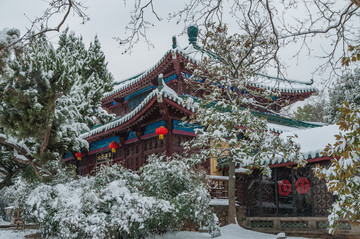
[22,164,174,238]
[0,197,8,221]
[3,157,220,238]
[141,155,220,237]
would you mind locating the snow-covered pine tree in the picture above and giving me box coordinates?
[183,23,303,224]
[324,68,360,124]
[0,28,20,74]
[0,29,113,182]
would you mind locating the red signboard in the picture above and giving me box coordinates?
[295,177,310,194]
[278,180,292,196]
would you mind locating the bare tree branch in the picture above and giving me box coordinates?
[1,0,88,56]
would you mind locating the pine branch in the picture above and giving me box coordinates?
[0,135,41,178]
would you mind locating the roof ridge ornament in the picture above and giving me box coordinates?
[255,73,315,86]
[187,25,198,45]
[172,35,177,49]
[157,74,164,103]
[157,73,164,91]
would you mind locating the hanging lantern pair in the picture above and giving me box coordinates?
[109,141,120,153]
[75,152,84,161]
[156,126,168,140]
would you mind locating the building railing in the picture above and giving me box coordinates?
[208,175,229,199]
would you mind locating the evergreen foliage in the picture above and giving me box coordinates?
[0,29,114,183]
[3,157,220,239]
[141,155,220,237]
[324,68,360,124]
[314,102,360,233]
[293,102,326,123]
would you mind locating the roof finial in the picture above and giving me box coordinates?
[187,25,198,45]
[172,36,177,49]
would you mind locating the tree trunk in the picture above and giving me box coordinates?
[351,0,360,8]
[228,158,236,224]
[40,92,62,158]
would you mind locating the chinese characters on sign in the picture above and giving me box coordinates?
[96,150,113,163]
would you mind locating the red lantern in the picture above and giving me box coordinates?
[75,152,84,161]
[109,141,120,153]
[156,126,168,140]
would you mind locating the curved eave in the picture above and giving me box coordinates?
[85,97,158,142]
[103,50,196,103]
[82,89,195,142]
[247,83,317,95]
[103,44,316,102]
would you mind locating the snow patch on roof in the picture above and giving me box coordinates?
[82,84,193,139]
[280,124,339,159]
[178,44,316,94]
[248,74,317,93]
[104,50,173,99]
[267,123,303,133]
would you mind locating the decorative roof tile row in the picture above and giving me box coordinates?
[81,83,194,139]
[105,43,316,103]
[103,50,173,99]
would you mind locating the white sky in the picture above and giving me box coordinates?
[0,0,333,89]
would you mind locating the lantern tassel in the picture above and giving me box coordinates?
[112,148,116,153]
[159,134,164,140]
[77,157,81,161]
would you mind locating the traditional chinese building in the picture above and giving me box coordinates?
[63,27,359,237]
[63,26,317,174]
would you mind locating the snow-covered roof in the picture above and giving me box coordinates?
[179,45,317,93]
[81,79,193,139]
[280,124,339,159]
[103,49,173,99]
[248,74,316,93]
[105,31,317,101]
[267,122,302,133]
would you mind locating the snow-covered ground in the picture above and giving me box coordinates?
[0,223,309,239]
[0,219,38,239]
[155,224,307,239]
[0,229,38,239]
[0,218,6,225]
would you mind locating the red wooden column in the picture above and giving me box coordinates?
[165,125,172,157]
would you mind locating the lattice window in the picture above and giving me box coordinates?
[144,140,148,151]
[310,163,333,216]
[136,157,139,171]
[251,220,274,228]
[319,221,353,230]
[317,221,329,230]
[281,221,308,229]
[135,144,139,153]
[236,175,246,205]
[339,222,351,230]
[178,135,183,147]
[245,163,332,217]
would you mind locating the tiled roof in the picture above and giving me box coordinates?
[81,80,193,139]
